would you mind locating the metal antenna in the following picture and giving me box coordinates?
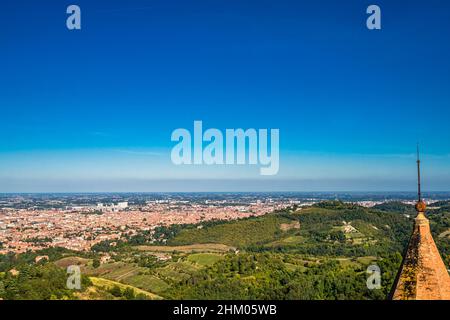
[417,143,421,202]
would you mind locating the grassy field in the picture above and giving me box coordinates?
[186,253,223,266]
[123,274,169,294]
[136,243,235,253]
[54,256,91,269]
[84,261,140,279]
[89,277,162,300]
[98,263,142,281]
[265,235,304,247]
[155,261,200,282]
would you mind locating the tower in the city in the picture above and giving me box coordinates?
[391,146,450,300]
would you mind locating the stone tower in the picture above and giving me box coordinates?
[391,147,450,300]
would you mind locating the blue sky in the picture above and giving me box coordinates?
[1,0,450,192]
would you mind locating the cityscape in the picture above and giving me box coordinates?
[1,192,448,255]
[0,193,294,254]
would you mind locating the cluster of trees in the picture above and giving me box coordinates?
[372,201,416,214]
[0,247,90,272]
[134,255,160,268]
[0,263,91,300]
[427,203,450,265]
[107,285,148,300]
[165,252,402,300]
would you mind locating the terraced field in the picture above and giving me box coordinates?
[136,243,235,253]
[90,262,143,281]
[123,274,169,294]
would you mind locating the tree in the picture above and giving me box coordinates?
[92,258,100,268]
[109,285,122,297]
[123,287,135,300]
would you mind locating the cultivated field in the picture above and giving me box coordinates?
[136,243,235,253]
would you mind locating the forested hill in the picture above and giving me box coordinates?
[161,201,413,256]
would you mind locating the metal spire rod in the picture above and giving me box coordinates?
[417,143,421,202]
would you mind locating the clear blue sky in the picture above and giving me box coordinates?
[1,0,450,192]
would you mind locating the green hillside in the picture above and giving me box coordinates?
[165,202,412,257]
[167,214,293,247]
